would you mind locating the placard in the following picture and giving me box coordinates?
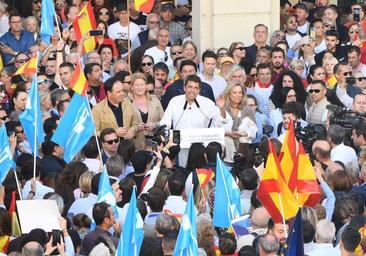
[17,199,61,234]
[178,128,225,148]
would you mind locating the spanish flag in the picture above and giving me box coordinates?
[69,62,88,96]
[279,120,297,191]
[257,140,299,223]
[15,57,37,76]
[73,1,96,54]
[196,168,214,188]
[8,191,21,237]
[294,142,321,207]
[0,56,3,72]
[134,0,155,13]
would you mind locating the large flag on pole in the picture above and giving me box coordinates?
[173,190,198,256]
[279,120,297,191]
[0,124,13,183]
[213,154,241,228]
[257,140,299,223]
[19,75,44,155]
[51,93,94,162]
[15,57,37,77]
[69,62,88,96]
[294,142,321,207]
[73,1,97,54]
[97,168,119,219]
[134,0,155,13]
[40,0,56,43]
[116,187,143,256]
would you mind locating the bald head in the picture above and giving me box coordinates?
[251,207,271,229]
[312,140,331,161]
[22,241,44,256]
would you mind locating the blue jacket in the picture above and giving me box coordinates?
[0,30,35,65]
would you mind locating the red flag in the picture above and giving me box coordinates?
[295,142,321,207]
[257,140,299,223]
[69,62,89,96]
[196,168,215,188]
[134,0,155,13]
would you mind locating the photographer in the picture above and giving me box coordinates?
[328,124,358,168]
[326,62,362,109]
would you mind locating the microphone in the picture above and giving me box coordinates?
[174,100,188,129]
[194,98,212,127]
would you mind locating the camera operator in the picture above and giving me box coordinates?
[352,121,366,154]
[328,124,358,168]
[277,102,308,143]
[312,140,345,174]
[352,93,366,113]
[326,62,362,109]
[306,80,329,125]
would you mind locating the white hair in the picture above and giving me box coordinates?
[316,219,336,243]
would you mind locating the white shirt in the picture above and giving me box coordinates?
[330,143,358,167]
[22,180,54,200]
[82,158,102,174]
[160,94,228,130]
[314,39,327,54]
[0,15,9,37]
[336,86,354,110]
[144,46,173,67]
[307,243,340,256]
[68,194,97,217]
[250,84,273,117]
[286,32,303,50]
[198,73,227,99]
[163,195,187,216]
[297,21,310,35]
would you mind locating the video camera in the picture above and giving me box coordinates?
[151,125,170,146]
[295,124,327,157]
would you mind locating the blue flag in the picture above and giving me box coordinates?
[283,208,304,256]
[19,75,44,155]
[97,168,119,219]
[51,93,94,163]
[173,190,198,256]
[40,0,56,43]
[0,124,14,183]
[213,154,241,228]
[116,187,144,256]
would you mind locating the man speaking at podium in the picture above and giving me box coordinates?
[159,74,228,166]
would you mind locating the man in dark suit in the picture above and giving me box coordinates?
[161,59,215,110]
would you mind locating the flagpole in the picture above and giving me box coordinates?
[277,192,288,238]
[33,74,37,180]
[218,155,235,222]
[13,170,22,200]
[84,95,103,163]
[127,1,131,72]
[53,8,62,40]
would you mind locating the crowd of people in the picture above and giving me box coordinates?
[0,0,366,255]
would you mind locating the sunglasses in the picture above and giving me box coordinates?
[171,51,183,55]
[104,138,119,145]
[289,20,298,24]
[0,116,7,121]
[309,89,321,94]
[343,71,352,76]
[148,89,154,94]
[99,11,109,15]
[38,79,49,85]
[235,47,245,51]
[141,62,153,67]
[349,30,359,34]
[355,77,366,81]
[15,129,24,135]
[122,80,131,84]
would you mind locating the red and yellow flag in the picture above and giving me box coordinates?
[294,142,321,207]
[134,0,155,13]
[15,57,37,76]
[69,62,88,95]
[196,168,215,188]
[279,120,297,191]
[257,140,299,223]
[73,1,96,54]
[8,191,21,237]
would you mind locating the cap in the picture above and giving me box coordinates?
[161,3,175,12]
[115,3,127,12]
[220,56,234,65]
[294,3,309,13]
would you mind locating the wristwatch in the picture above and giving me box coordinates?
[29,191,35,196]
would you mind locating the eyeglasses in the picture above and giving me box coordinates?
[288,20,298,24]
[15,129,24,135]
[38,79,49,84]
[235,47,245,51]
[171,51,183,55]
[0,116,7,121]
[218,52,228,57]
[148,89,154,94]
[349,30,359,34]
[309,89,321,94]
[343,71,352,76]
[16,59,29,64]
[355,77,366,81]
[104,138,119,145]
[122,80,130,84]
[141,62,153,67]
[99,11,109,15]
